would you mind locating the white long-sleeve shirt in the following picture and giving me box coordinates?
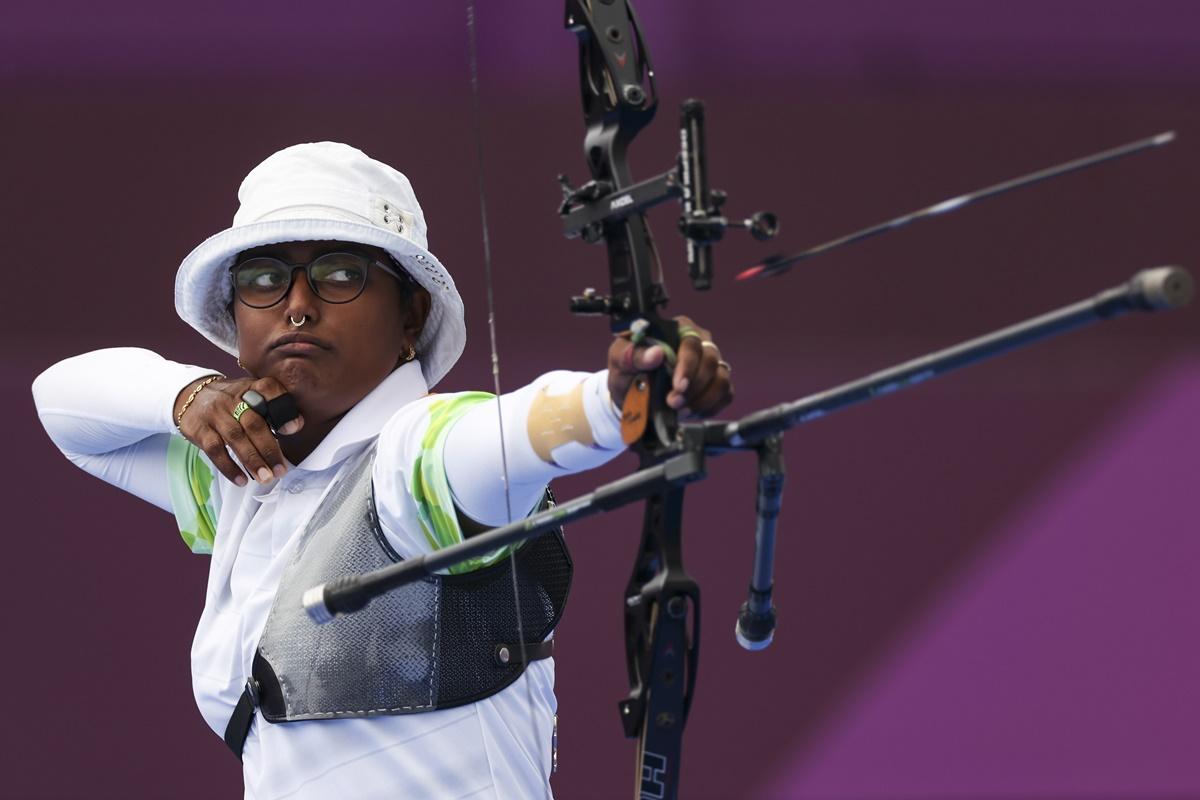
[32,348,626,800]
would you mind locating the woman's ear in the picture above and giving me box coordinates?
[404,286,432,344]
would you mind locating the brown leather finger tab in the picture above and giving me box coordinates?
[621,376,651,444]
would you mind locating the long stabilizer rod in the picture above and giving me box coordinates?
[303,266,1191,621]
[722,266,1192,446]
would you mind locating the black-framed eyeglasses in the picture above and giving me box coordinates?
[228,251,410,309]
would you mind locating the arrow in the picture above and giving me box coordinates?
[737,131,1176,281]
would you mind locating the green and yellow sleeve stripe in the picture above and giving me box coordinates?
[410,393,520,574]
[166,434,219,555]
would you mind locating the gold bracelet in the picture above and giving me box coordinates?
[175,374,225,429]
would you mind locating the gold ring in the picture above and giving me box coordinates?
[718,360,732,373]
[701,340,719,351]
[677,324,703,341]
[232,401,250,422]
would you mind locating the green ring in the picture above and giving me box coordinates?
[648,337,678,367]
[232,401,250,422]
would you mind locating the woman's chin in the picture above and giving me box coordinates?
[269,361,325,397]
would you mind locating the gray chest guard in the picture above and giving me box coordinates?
[251,440,572,724]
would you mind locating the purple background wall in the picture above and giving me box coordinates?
[5,2,1198,798]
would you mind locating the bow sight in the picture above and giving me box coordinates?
[560,3,778,312]
[559,97,779,298]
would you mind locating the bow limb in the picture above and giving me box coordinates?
[564,5,705,798]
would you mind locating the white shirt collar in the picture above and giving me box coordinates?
[289,359,429,472]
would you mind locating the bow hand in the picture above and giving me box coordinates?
[607,315,733,418]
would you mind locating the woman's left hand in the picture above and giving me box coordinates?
[607,315,734,418]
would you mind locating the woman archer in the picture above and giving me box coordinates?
[32,141,732,799]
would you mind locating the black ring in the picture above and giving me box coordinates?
[240,390,269,419]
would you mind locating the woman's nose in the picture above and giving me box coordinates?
[283,266,322,316]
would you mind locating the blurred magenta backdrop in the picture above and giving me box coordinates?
[5,2,1198,798]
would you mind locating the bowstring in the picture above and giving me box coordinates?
[465,3,548,791]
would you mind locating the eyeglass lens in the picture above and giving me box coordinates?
[233,253,372,307]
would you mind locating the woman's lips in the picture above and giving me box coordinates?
[272,341,327,356]
[270,333,332,355]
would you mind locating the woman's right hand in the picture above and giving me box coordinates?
[173,376,304,486]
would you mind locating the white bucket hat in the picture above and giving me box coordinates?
[175,141,466,388]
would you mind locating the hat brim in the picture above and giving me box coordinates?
[175,216,466,388]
